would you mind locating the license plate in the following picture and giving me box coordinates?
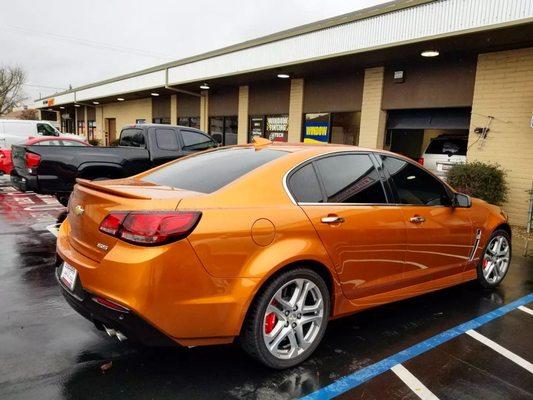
[60,262,78,291]
[438,163,453,171]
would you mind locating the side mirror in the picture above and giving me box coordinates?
[453,193,471,208]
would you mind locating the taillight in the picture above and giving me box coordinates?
[99,212,127,236]
[25,153,41,173]
[99,211,201,246]
[417,157,424,165]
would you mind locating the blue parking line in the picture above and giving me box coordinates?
[301,293,533,400]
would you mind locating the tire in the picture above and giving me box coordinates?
[477,229,512,289]
[240,267,330,369]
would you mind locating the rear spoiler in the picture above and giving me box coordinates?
[76,178,151,200]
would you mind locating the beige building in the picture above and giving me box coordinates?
[34,0,533,225]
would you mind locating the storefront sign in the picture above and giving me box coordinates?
[303,113,330,143]
[266,115,288,142]
[250,117,264,140]
[47,98,55,107]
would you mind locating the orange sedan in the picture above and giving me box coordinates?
[56,140,511,368]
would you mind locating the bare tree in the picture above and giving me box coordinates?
[19,109,38,120]
[0,65,26,115]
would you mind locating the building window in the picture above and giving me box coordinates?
[178,117,200,130]
[152,117,171,124]
[302,111,360,145]
[303,113,331,143]
[77,121,85,135]
[88,120,96,140]
[209,116,237,145]
[249,115,288,143]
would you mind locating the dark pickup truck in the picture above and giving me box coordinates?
[11,124,217,205]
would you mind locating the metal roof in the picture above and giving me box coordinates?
[35,0,533,107]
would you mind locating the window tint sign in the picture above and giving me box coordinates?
[250,116,264,140]
[304,113,330,143]
[266,115,288,142]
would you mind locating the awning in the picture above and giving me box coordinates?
[386,108,471,130]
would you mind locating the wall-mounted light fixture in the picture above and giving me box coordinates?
[117,98,125,101]
[277,73,290,79]
[199,83,210,90]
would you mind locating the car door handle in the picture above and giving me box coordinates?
[409,215,425,224]
[321,215,345,224]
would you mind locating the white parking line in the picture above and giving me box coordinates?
[466,330,533,373]
[517,305,533,316]
[391,364,440,400]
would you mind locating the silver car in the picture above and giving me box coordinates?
[420,136,467,179]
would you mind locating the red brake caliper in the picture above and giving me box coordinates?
[265,312,277,334]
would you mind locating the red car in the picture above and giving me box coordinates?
[0,149,12,175]
[1,136,89,176]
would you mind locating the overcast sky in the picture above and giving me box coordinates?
[0,0,389,104]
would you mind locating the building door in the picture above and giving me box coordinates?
[107,118,117,145]
[385,107,471,161]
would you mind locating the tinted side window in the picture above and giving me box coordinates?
[315,154,387,204]
[155,128,179,150]
[381,155,450,205]
[289,164,323,203]
[181,130,215,151]
[119,129,145,147]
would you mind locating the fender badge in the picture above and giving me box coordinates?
[96,243,109,251]
[74,205,85,216]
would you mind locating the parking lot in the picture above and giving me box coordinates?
[0,174,531,400]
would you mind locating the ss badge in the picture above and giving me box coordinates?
[96,243,109,251]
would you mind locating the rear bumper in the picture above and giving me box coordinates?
[56,258,177,346]
[56,219,260,346]
[10,171,37,193]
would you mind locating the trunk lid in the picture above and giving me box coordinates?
[67,178,203,262]
[11,145,28,174]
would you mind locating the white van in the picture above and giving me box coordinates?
[0,119,82,149]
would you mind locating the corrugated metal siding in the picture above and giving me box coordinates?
[168,0,533,85]
[35,0,533,107]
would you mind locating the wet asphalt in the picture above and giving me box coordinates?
[0,175,531,400]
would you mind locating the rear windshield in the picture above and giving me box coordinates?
[425,138,467,155]
[142,147,287,193]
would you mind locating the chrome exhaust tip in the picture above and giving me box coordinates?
[115,331,127,341]
[104,326,116,337]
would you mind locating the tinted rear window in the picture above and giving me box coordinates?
[142,148,287,193]
[425,138,467,155]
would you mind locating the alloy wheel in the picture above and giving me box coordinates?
[482,235,510,285]
[262,278,324,360]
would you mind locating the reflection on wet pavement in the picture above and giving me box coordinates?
[0,175,531,400]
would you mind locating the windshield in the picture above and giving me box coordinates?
[142,147,287,193]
